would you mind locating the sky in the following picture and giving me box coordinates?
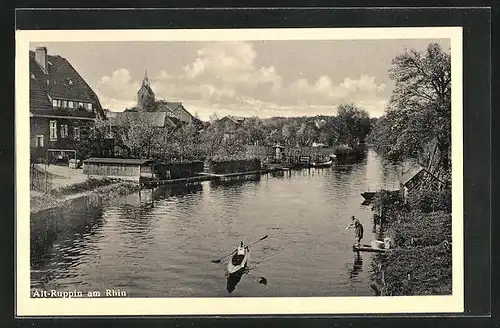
[30,39,450,120]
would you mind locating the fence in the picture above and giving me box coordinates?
[30,163,52,193]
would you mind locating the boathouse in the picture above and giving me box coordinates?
[82,158,154,181]
[399,165,447,202]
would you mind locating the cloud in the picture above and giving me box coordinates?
[95,42,389,119]
[95,69,138,110]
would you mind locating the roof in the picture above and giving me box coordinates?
[220,115,246,126]
[156,100,195,120]
[29,50,104,118]
[83,158,152,165]
[107,111,178,128]
[138,83,154,96]
[399,166,425,185]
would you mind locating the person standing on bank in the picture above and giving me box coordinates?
[346,216,364,247]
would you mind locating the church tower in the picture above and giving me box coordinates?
[137,70,155,111]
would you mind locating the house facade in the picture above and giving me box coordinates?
[219,115,246,141]
[30,46,105,162]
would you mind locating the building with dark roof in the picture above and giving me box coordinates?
[30,46,106,162]
[107,111,179,128]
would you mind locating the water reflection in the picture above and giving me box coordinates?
[226,269,246,293]
[348,252,364,279]
[153,183,203,198]
[210,174,261,189]
[31,197,105,287]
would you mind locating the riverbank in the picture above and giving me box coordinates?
[30,178,141,214]
[371,189,452,296]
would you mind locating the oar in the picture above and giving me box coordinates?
[211,235,269,264]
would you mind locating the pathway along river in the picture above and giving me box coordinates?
[31,150,400,297]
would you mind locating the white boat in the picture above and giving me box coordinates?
[311,160,333,168]
[227,245,250,275]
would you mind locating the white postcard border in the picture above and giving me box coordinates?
[16,27,463,316]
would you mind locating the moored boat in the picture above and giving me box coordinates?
[311,160,333,168]
[361,191,376,201]
[352,243,388,253]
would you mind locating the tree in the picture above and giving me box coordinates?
[76,118,112,159]
[335,103,371,148]
[241,117,267,146]
[371,42,451,175]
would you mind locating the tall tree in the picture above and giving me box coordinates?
[335,103,371,148]
[381,42,451,174]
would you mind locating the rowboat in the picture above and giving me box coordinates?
[361,191,376,201]
[352,244,388,253]
[226,246,250,293]
[311,160,333,168]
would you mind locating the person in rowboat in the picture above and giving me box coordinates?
[231,241,247,266]
[346,216,364,247]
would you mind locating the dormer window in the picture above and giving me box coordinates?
[31,74,36,80]
[68,79,73,85]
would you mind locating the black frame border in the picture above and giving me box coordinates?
[5,6,493,328]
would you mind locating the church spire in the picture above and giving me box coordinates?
[143,69,149,87]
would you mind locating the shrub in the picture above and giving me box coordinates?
[382,243,452,296]
[390,211,451,248]
[372,189,407,220]
[408,189,451,213]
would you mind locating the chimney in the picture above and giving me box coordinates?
[35,47,48,74]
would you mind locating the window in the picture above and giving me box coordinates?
[49,121,57,141]
[52,99,58,107]
[68,101,74,109]
[86,103,93,111]
[73,127,80,141]
[78,102,84,109]
[61,124,69,138]
[62,100,68,108]
[35,135,44,147]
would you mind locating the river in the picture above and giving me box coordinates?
[31,150,400,297]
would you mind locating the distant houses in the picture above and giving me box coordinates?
[29,46,106,163]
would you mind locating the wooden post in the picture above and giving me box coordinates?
[44,162,48,193]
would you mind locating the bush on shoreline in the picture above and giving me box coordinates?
[390,211,451,248]
[407,189,452,213]
[371,188,452,296]
[381,243,452,296]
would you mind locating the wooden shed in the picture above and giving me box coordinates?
[399,165,447,202]
[83,158,154,181]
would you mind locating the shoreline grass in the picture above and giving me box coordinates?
[30,179,140,214]
[371,190,452,296]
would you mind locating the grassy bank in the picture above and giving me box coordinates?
[371,189,452,296]
[30,178,140,214]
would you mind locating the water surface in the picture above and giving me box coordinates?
[31,150,399,297]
